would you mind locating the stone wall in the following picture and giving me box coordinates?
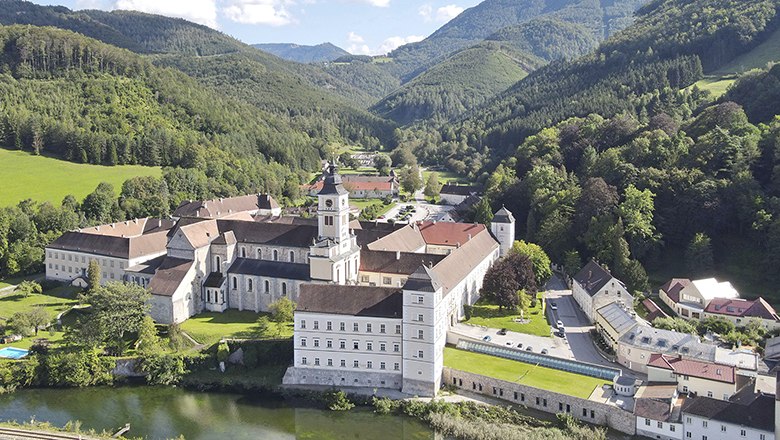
[442,368,636,436]
[282,366,402,390]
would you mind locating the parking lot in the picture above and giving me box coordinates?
[380,200,454,223]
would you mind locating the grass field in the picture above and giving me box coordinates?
[692,76,737,98]
[0,274,40,290]
[0,286,80,351]
[179,310,293,346]
[465,294,551,337]
[0,149,161,206]
[423,169,466,185]
[444,347,608,398]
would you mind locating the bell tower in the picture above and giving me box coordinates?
[309,163,360,284]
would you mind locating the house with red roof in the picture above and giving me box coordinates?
[646,354,750,401]
[703,297,780,330]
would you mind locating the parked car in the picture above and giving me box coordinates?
[556,320,564,329]
[550,302,558,311]
[541,349,549,355]
[525,346,533,352]
[497,328,508,335]
[555,331,566,338]
[482,335,492,342]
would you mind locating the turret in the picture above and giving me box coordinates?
[490,205,515,257]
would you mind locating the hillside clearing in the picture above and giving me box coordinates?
[0,149,161,207]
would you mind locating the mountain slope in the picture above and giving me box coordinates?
[371,42,542,125]
[253,42,350,63]
[384,0,647,81]
[486,18,600,62]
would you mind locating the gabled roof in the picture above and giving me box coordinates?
[659,278,692,303]
[148,257,194,297]
[596,302,638,335]
[430,228,499,297]
[573,260,617,296]
[492,206,515,223]
[418,221,485,247]
[642,298,670,322]
[48,218,173,259]
[705,297,779,321]
[216,220,318,248]
[440,184,480,196]
[296,284,402,318]
[173,194,280,219]
[682,392,775,432]
[360,250,446,275]
[203,272,225,288]
[620,326,717,362]
[227,258,310,281]
[647,354,735,384]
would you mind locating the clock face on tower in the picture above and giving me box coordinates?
[325,199,333,208]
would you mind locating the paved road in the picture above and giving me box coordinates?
[381,200,454,223]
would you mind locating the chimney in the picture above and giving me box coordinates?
[467,233,472,240]
[396,250,401,260]
[157,219,162,228]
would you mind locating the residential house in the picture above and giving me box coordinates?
[634,384,686,440]
[703,298,780,330]
[659,278,739,320]
[173,194,282,219]
[439,184,480,205]
[681,390,774,440]
[646,354,746,401]
[572,260,632,323]
[595,302,639,352]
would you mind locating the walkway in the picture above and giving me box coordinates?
[0,426,100,440]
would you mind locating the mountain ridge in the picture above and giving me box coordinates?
[253,42,351,63]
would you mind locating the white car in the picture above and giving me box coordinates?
[556,320,564,329]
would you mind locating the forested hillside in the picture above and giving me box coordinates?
[372,42,542,125]
[0,25,317,196]
[253,43,350,63]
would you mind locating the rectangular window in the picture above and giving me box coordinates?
[353,360,359,368]
[417,296,424,304]
[417,350,424,359]
[367,361,372,369]
[301,357,307,365]
[366,323,372,333]
[417,314,424,322]
[380,324,386,333]
[380,343,386,352]
[380,362,386,370]
[327,322,332,331]
[313,339,319,348]
[702,421,708,428]
[301,338,307,347]
[354,323,359,332]
[395,325,401,334]
[393,363,400,371]
[326,340,333,348]
[686,433,691,438]
[327,359,333,367]
[301,320,306,329]
[340,322,346,331]
[740,430,746,436]
[670,425,676,432]
[417,329,424,340]
[393,344,400,352]
[313,321,319,330]
[314,358,320,366]
[340,359,346,367]
[722,426,727,432]
[366,342,373,351]
[383,277,392,285]
[657,421,663,429]
[353,341,359,350]
[325,216,333,226]
[583,409,588,417]
[340,340,346,349]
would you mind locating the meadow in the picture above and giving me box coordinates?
[0,149,161,206]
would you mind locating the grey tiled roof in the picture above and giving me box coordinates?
[296,284,402,318]
[228,258,310,281]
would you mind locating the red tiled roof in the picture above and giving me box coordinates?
[660,278,692,303]
[704,297,779,321]
[418,221,485,246]
[647,354,735,384]
[643,298,670,322]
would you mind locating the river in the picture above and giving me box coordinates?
[0,387,438,439]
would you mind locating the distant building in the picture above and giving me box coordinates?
[634,384,685,440]
[681,390,774,440]
[304,174,398,199]
[703,297,780,330]
[439,184,480,205]
[45,218,176,287]
[572,260,632,323]
[659,278,739,320]
[646,354,745,401]
[173,194,282,219]
[595,302,638,352]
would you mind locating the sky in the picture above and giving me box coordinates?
[30,0,482,55]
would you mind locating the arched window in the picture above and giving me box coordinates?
[241,247,247,258]
[232,277,237,290]
[257,248,263,259]
[215,256,221,272]
[248,278,253,291]
[264,280,270,294]
[282,282,287,296]
[289,251,295,263]
[273,250,279,261]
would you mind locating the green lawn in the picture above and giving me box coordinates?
[465,294,551,337]
[692,77,736,98]
[444,347,608,399]
[0,149,161,207]
[179,310,293,346]
[350,198,394,217]
[423,169,466,185]
[0,286,79,321]
[0,274,40,290]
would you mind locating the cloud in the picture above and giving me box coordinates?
[222,0,296,26]
[352,0,389,6]
[376,35,423,55]
[114,0,219,28]
[347,31,364,44]
[418,4,432,21]
[436,4,463,22]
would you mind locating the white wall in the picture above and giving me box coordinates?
[636,416,683,440]
[683,414,772,440]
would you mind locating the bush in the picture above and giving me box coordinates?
[216,341,230,363]
[139,353,188,385]
[326,390,355,411]
[45,351,113,387]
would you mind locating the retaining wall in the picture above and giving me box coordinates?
[442,367,636,435]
